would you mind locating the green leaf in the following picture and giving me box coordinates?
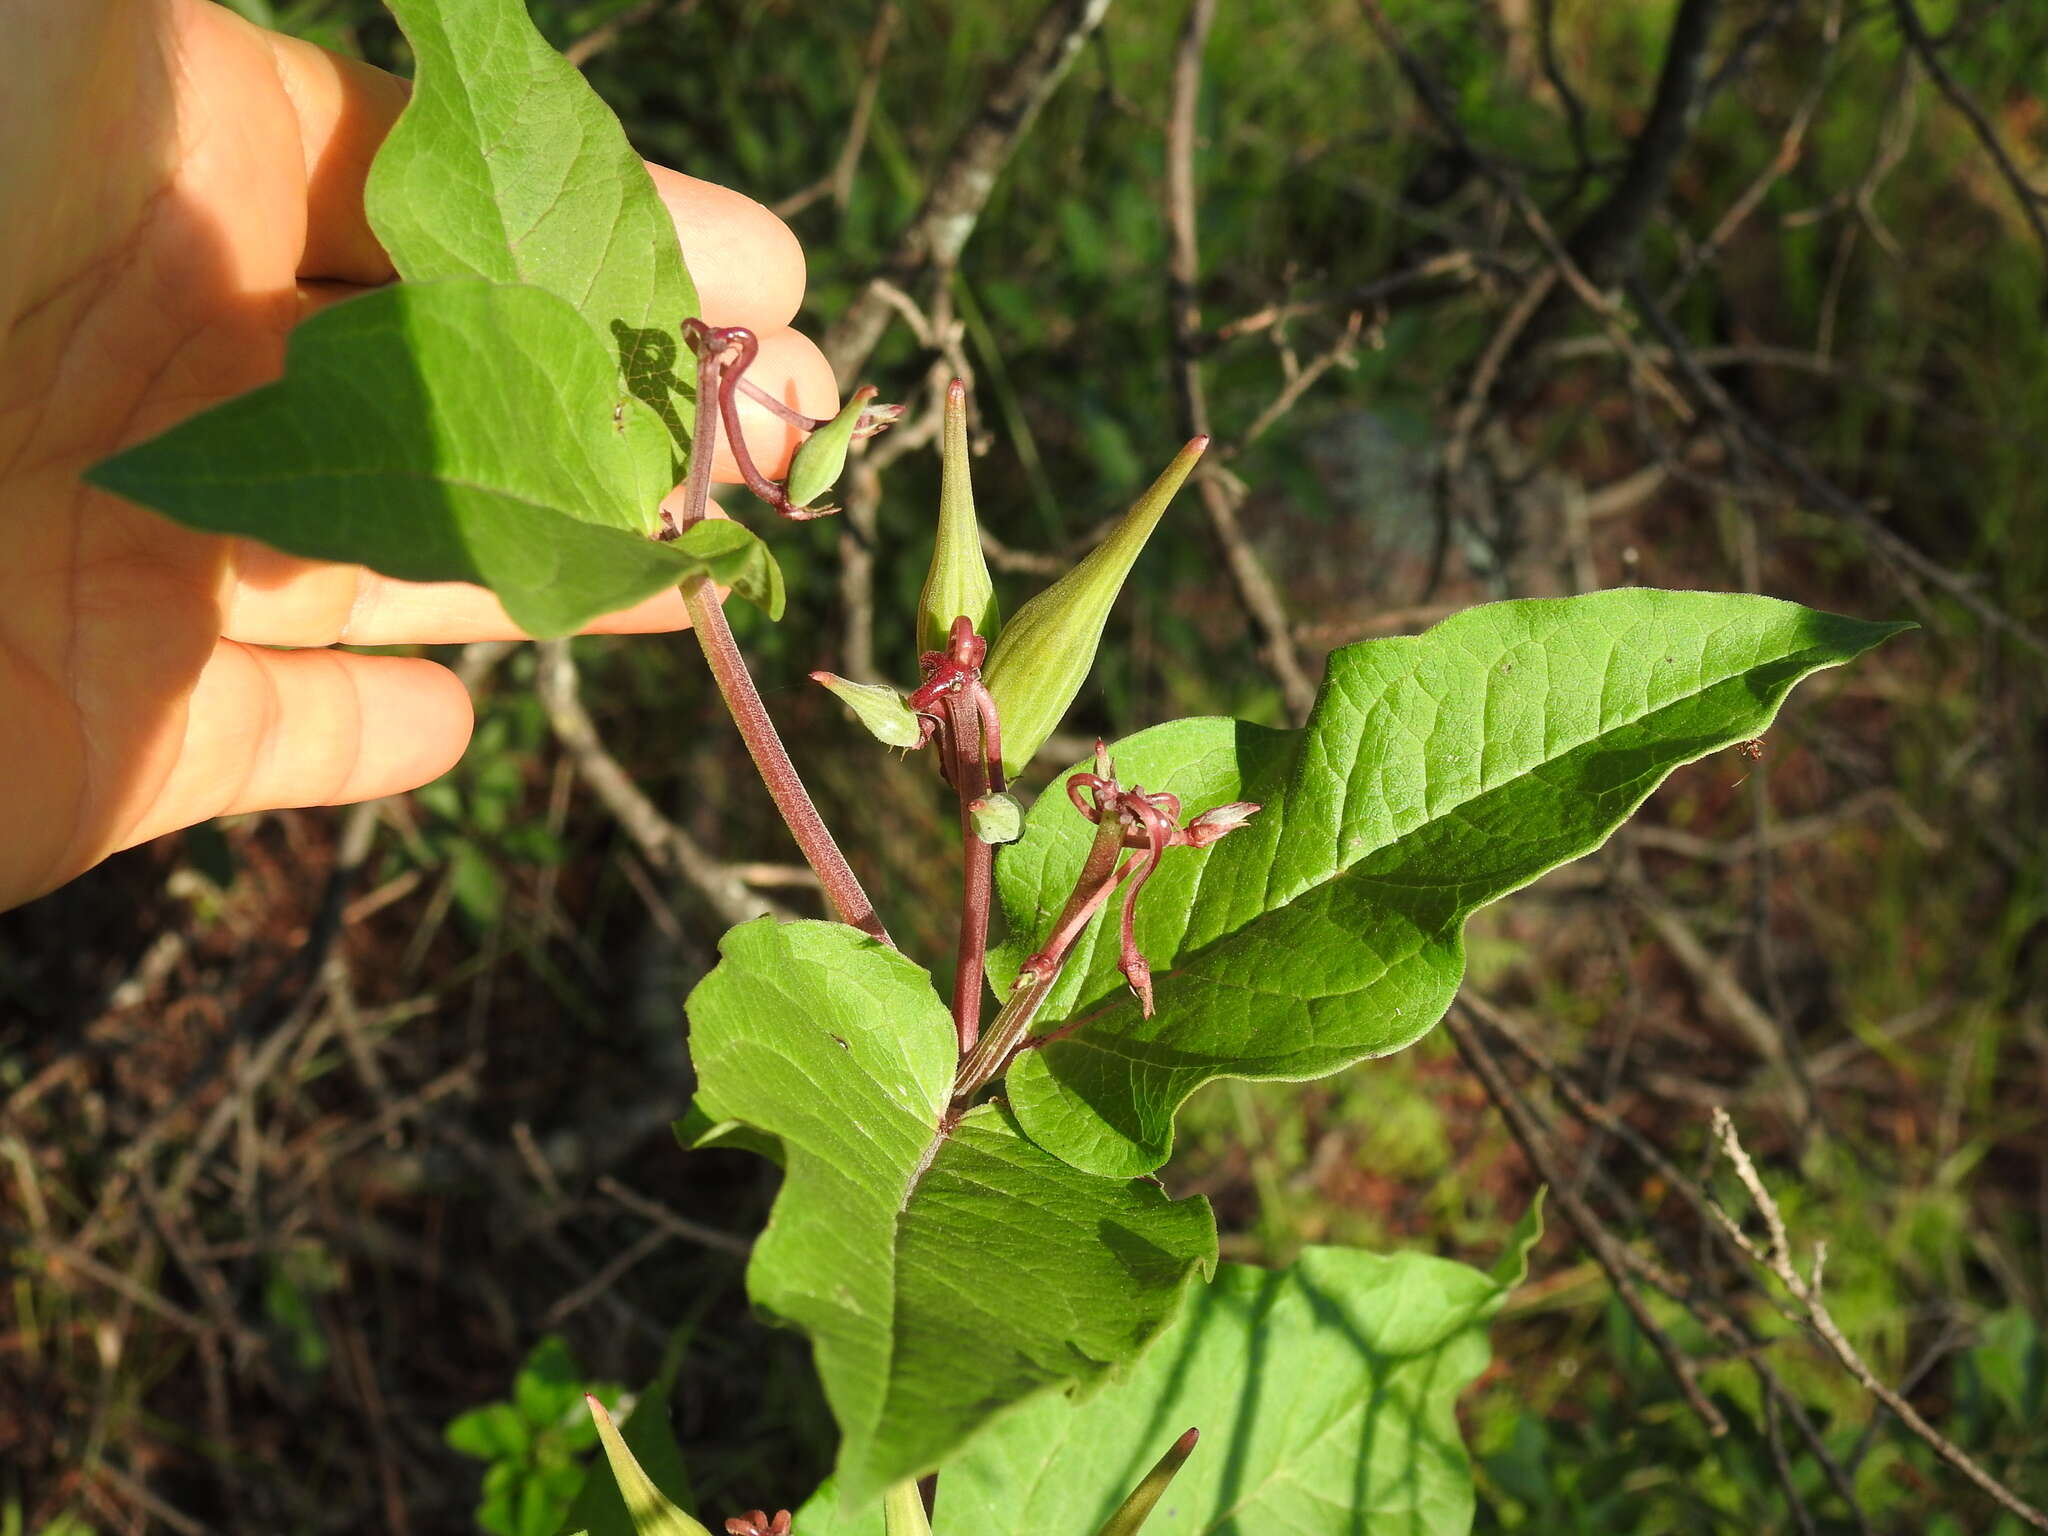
[789,1480,882,1536]
[810,673,925,749]
[981,439,1204,778]
[676,519,785,622]
[996,591,1908,1174]
[87,282,778,637]
[368,0,698,443]
[515,1336,586,1429]
[586,1398,714,1536]
[449,1402,534,1462]
[686,920,1217,1506]
[932,1239,1532,1536]
[969,793,1025,845]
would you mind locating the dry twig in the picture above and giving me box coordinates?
[1165,0,1318,722]
[535,640,797,928]
[1709,1110,2048,1531]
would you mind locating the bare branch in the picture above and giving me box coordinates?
[563,0,699,69]
[1710,1110,2048,1531]
[1624,275,2048,659]
[1891,0,2048,270]
[534,640,798,930]
[1166,0,1319,722]
[775,4,899,220]
[821,0,1116,384]
[1567,0,1724,286]
[1443,1005,1731,1437]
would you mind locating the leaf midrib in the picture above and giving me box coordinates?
[1045,627,1826,1028]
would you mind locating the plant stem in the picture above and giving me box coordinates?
[736,373,827,431]
[942,689,994,1055]
[951,809,1127,1105]
[675,326,890,945]
[682,582,888,944]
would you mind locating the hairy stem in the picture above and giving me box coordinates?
[675,327,890,944]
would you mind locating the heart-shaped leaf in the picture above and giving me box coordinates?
[994,591,1907,1175]
[370,0,698,442]
[685,920,1217,1508]
[87,281,779,635]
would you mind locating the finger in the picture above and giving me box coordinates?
[220,327,834,647]
[645,164,807,330]
[261,28,409,285]
[220,536,692,648]
[117,643,473,850]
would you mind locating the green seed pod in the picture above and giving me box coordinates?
[586,1396,715,1536]
[810,671,925,750]
[784,385,877,510]
[883,1480,932,1536]
[916,378,999,655]
[1094,1428,1199,1536]
[981,436,1207,778]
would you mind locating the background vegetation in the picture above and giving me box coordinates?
[4,0,2045,1531]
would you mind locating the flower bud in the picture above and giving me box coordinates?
[783,385,877,512]
[809,672,927,750]
[1180,801,1261,848]
[916,379,999,655]
[981,437,1207,778]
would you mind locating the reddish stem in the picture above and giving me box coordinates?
[736,374,827,431]
[710,327,834,521]
[943,687,993,1055]
[951,810,1131,1107]
[675,325,889,945]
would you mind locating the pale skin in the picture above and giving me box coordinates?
[0,0,839,911]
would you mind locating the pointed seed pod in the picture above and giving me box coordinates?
[982,437,1207,778]
[586,1395,716,1536]
[784,385,877,511]
[1094,1428,1199,1536]
[810,672,925,750]
[882,1480,933,1536]
[916,378,999,654]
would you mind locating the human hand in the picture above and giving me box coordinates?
[0,0,837,910]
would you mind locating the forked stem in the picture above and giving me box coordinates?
[675,323,889,945]
[951,808,1129,1106]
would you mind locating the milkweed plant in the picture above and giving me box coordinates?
[86,1,1906,1530]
